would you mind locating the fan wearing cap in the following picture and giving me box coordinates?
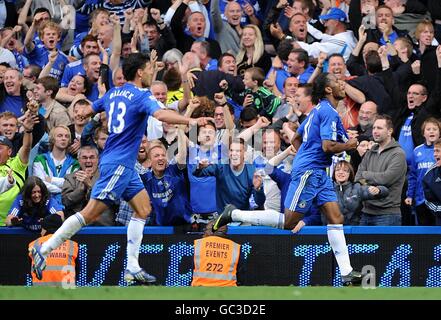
[0,110,37,226]
[28,214,78,286]
[294,7,357,62]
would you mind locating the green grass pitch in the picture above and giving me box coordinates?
[1,286,441,300]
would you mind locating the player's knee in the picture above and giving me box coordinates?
[144,201,152,215]
[135,202,152,219]
[328,214,344,225]
[82,211,99,224]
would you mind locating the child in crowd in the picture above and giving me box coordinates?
[242,67,281,120]
[423,138,441,226]
[24,20,69,82]
[406,118,441,225]
[330,160,389,226]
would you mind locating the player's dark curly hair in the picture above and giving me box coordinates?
[122,52,150,81]
[312,72,331,105]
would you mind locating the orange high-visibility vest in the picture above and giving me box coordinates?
[28,235,78,286]
[191,236,241,287]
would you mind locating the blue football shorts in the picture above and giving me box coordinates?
[91,164,145,207]
[284,169,337,213]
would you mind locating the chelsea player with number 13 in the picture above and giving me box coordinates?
[31,53,212,284]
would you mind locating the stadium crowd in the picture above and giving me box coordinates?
[1,0,441,233]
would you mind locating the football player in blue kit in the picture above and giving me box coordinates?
[213,73,364,286]
[31,53,212,284]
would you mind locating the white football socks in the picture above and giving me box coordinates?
[231,209,285,229]
[126,217,146,272]
[327,224,353,276]
[40,213,86,256]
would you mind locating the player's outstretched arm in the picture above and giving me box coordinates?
[79,103,95,121]
[290,132,302,151]
[322,138,358,154]
[153,109,213,126]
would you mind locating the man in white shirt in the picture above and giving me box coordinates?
[295,8,357,62]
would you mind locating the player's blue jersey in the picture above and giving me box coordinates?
[293,99,348,173]
[92,82,161,169]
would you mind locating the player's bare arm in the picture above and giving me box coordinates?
[78,103,95,121]
[153,109,213,126]
[322,138,358,154]
[290,132,302,151]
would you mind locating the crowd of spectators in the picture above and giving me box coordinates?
[1,0,441,232]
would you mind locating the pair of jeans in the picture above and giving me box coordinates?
[360,213,401,226]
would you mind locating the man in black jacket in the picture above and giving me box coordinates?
[144,8,177,60]
[188,52,244,101]
[347,50,393,115]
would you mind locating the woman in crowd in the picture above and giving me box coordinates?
[237,25,272,77]
[55,74,90,108]
[5,176,64,232]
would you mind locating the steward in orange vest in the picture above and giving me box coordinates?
[191,221,242,287]
[28,214,78,287]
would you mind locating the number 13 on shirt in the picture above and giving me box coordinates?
[108,101,127,134]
